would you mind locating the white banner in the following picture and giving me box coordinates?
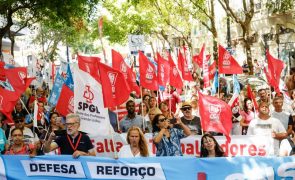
[74,66,112,137]
[90,134,274,157]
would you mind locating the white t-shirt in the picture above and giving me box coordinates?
[279,138,292,156]
[247,117,286,156]
[118,145,142,158]
[271,111,291,131]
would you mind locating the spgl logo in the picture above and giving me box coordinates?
[107,72,118,97]
[83,85,94,103]
[120,62,127,79]
[146,64,154,80]
[223,51,231,66]
[18,71,26,84]
[209,104,221,121]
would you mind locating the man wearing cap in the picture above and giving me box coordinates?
[177,101,202,135]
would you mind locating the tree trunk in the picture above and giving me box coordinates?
[244,40,253,75]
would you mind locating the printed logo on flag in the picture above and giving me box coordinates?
[107,72,118,97]
[172,67,178,76]
[209,104,221,121]
[83,85,94,103]
[120,62,127,78]
[160,64,165,82]
[223,51,231,66]
[146,64,154,80]
[85,65,91,73]
[18,72,26,84]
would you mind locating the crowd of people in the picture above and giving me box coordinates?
[0,65,294,159]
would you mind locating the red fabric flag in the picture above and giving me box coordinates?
[178,50,193,81]
[139,51,158,90]
[77,54,101,83]
[193,44,205,66]
[247,85,258,110]
[266,50,284,93]
[111,49,140,95]
[56,84,74,117]
[0,87,19,124]
[218,45,243,74]
[209,61,216,80]
[198,92,232,142]
[98,62,131,108]
[157,53,170,86]
[167,53,183,89]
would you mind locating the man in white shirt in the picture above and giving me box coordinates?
[247,101,287,156]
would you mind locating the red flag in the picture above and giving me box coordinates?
[218,45,243,74]
[209,61,216,80]
[178,50,193,81]
[139,51,158,90]
[157,53,170,86]
[56,84,74,117]
[167,53,183,89]
[247,85,258,110]
[266,50,284,93]
[111,49,140,95]
[98,62,131,108]
[77,54,101,83]
[198,92,232,142]
[193,44,205,67]
[0,88,19,124]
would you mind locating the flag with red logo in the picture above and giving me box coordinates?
[56,84,74,117]
[98,62,131,108]
[77,54,101,83]
[247,85,258,110]
[74,65,112,136]
[178,50,193,81]
[198,92,232,142]
[157,53,170,86]
[201,45,210,88]
[266,50,284,94]
[218,45,243,74]
[167,53,183,89]
[139,51,158,90]
[111,49,140,95]
[209,61,216,80]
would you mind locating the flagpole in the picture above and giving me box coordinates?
[217,74,220,98]
[115,106,120,132]
[156,90,159,108]
[168,85,172,117]
[19,98,35,127]
[109,124,118,159]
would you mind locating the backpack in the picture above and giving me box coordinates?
[287,137,295,156]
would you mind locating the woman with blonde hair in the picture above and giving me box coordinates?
[118,126,149,158]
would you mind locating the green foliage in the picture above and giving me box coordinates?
[266,0,294,14]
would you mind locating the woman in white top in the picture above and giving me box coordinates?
[280,131,295,156]
[118,126,149,158]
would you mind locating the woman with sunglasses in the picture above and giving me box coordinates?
[152,114,191,156]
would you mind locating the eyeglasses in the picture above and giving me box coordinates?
[14,120,24,123]
[65,122,78,127]
[159,118,168,122]
[181,107,192,111]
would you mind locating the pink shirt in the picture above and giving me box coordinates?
[240,110,255,125]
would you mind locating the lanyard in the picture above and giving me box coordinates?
[66,133,82,151]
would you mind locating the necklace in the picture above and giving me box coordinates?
[131,147,139,156]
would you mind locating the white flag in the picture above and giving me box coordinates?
[74,65,112,136]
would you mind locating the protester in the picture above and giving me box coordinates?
[257,88,270,104]
[190,95,199,117]
[120,100,145,133]
[118,126,149,158]
[28,86,47,105]
[12,100,28,121]
[149,96,158,109]
[142,94,151,108]
[161,85,181,113]
[253,59,262,77]
[152,114,191,156]
[43,113,96,158]
[200,133,225,157]
[271,96,293,136]
[0,117,8,154]
[178,101,202,135]
[159,101,173,119]
[138,102,150,122]
[6,128,36,157]
[240,98,255,135]
[146,107,162,132]
[247,102,287,155]
[49,112,64,131]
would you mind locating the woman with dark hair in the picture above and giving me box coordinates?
[240,98,255,135]
[118,126,149,157]
[152,114,191,156]
[200,133,225,157]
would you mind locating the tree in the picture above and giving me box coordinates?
[218,0,255,74]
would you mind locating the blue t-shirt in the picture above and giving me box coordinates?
[153,128,186,156]
[0,129,7,153]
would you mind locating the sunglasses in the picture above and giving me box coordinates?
[181,107,192,111]
[159,118,168,122]
[14,120,24,123]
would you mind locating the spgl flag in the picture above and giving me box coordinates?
[218,45,243,74]
[74,65,112,136]
[139,51,158,90]
[98,62,131,108]
[198,92,232,142]
[178,50,193,81]
[157,53,170,86]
